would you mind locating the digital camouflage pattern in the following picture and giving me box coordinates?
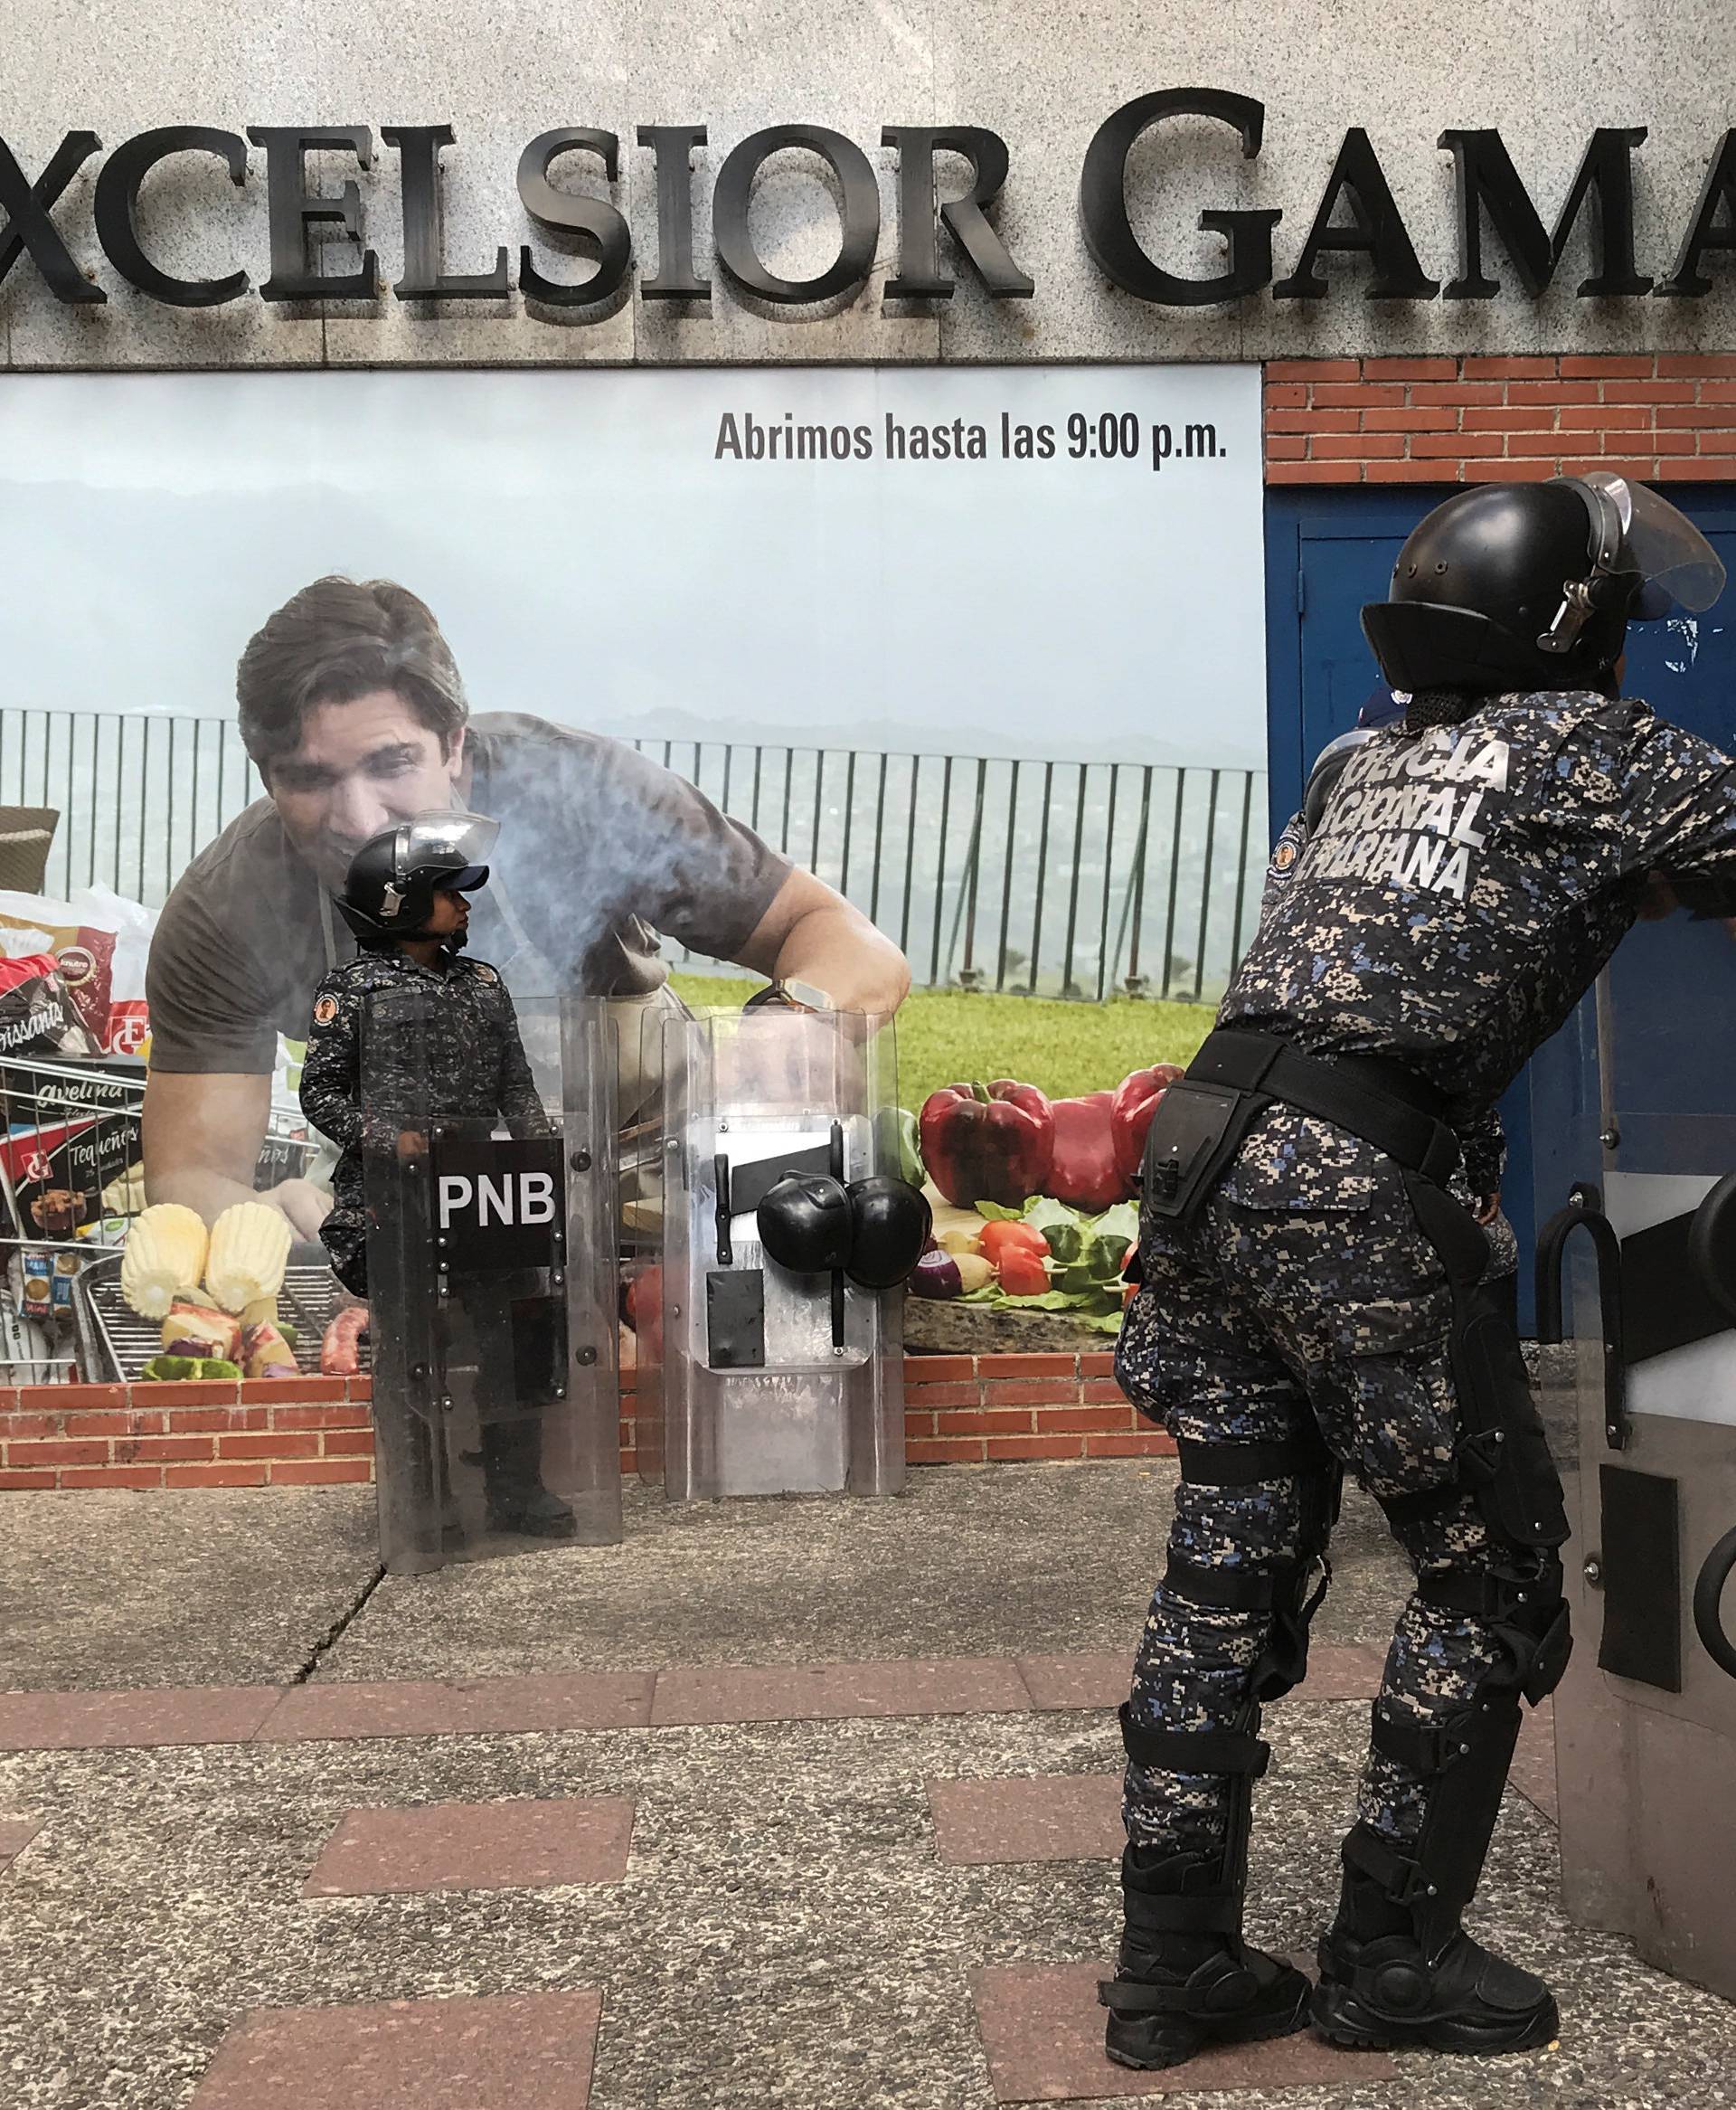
[299,948,550,1295]
[1260,802,1514,1278]
[1118,686,1736,1860]
[1226,689,1736,1123]
[1116,1106,1507,1850]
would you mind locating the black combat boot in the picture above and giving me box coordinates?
[1312,1832,1558,2054]
[480,1419,576,1538]
[1100,1845,1311,2070]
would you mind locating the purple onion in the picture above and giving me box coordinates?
[909,1250,963,1299]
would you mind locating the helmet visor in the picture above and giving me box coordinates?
[399,810,501,873]
[1583,472,1727,619]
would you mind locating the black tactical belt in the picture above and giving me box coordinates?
[1186,1028,1461,1187]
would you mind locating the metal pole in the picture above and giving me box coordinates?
[135,719,148,903]
[869,751,889,925]
[1114,766,1154,992]
[1193,770,1222,1002]
[929,754,954,988]
[1158,770,1186,999]
[840,748,857,901]
[995,760,1021,992]
[1096,764,1120,1004]
[948,762,987,988]
[1060,763,1088,998]
[1026,761,1054,995]
[810,750,825,875]
[1229,771,1256,962]
[899,754,920,958]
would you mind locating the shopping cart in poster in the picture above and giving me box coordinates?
[0,1052,325,1382]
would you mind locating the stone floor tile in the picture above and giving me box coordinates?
[0,1815,42,1865]
[651,1654,1030,1727]
[303,1797,634,1897]
[1017,1643,1386,1712]
[972,1961,1395,2099]
[0,1686,278,1751]
[929,1773,1122,1865]
[258,1672,654,1744]
[190,1990,602,2108]
[1014,1652,1131,1710]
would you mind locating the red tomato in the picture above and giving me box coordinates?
[978,1220,1050,1267]
[997,1245,1051,1297]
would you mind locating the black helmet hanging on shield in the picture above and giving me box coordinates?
[1361,472,1726,696]
[335,810,500,947]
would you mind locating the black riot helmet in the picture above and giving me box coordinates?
[842,1176,932,1290]
[335,810,499,946]
[1362,473,1726,695]
[756,1172,854,1273]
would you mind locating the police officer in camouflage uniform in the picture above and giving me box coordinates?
[301,811,573,1537]
[1102,472,1733,2069]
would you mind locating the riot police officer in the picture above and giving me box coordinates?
[1103,473,1734,2068]
[300,811,574,1538]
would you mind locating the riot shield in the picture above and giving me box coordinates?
[649,1008,904,1500]
[363,988,622,1572]
[1533,920,1736,1998]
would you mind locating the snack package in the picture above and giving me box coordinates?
[52,1249,80,1314]
[0,954,106,1063]
[0,892,116,1049]
[19,1248,52,1322]
[0,885,160,1060]
[0,1060,146,1244]
[66,885,156,1060]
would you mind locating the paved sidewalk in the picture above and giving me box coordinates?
[2,1462,1732,2109]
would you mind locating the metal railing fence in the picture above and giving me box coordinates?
[0,707,1266,1003]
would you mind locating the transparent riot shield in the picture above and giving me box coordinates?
[1532,920,1736,1999]
[363,988,622,1572]
[649,1008,904,1500]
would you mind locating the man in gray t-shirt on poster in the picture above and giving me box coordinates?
[143,576,910,1233]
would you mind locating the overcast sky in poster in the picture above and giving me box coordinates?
[0,366,1264,768]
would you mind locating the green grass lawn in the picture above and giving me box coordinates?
[669,973,1212,1109]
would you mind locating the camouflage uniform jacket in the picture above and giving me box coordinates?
[1226,690,1736,1131]
[1259,806,1505,1198]
[300,949,550,1290]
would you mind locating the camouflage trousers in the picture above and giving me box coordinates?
[1112,1105,1514,1854]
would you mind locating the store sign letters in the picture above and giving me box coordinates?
[4,95,1736,315]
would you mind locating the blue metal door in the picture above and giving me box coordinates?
[1264,484,1736,1326]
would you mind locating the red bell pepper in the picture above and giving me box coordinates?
[919,1081,1054,1208]
[1110,1064,1186,1191]
[1046,1090,1125,1212]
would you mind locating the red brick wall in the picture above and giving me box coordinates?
[0,1355,1172,1490]
[1265,354,1736,484]
[903,1352,1174,1464]
[0,1377,378,1490]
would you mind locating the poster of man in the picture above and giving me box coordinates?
[140,574,910,1232]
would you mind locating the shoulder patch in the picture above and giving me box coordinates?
[472,962,500,985]
[1269,837,1299,876]
[313,993,340,1027]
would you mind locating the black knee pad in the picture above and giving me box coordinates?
[1419,1556,1571,1704]
[1172,1431,1342,1703]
